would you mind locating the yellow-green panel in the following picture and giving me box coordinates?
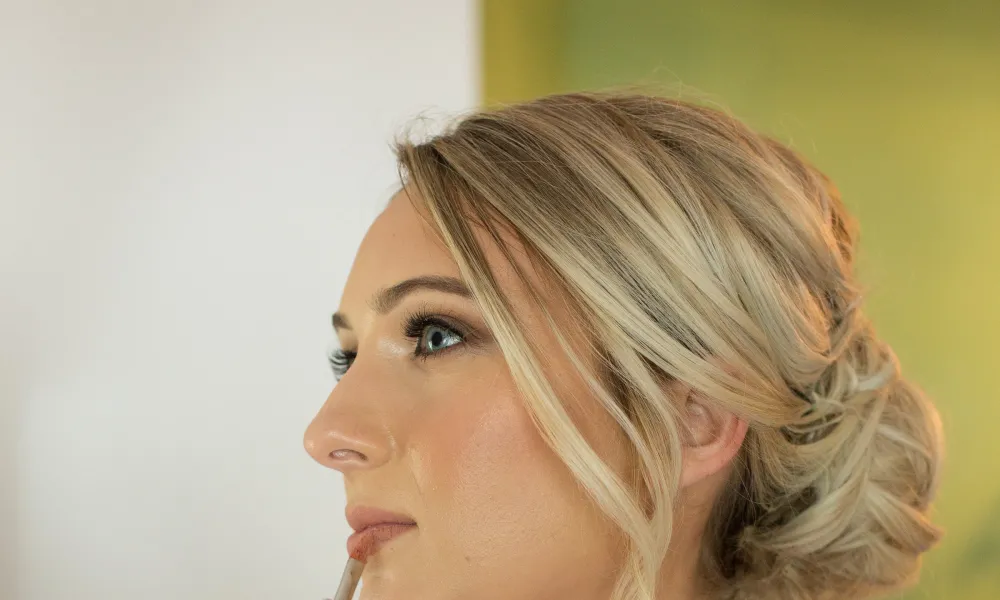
[482,0,569,105]
[484,0,1000,598]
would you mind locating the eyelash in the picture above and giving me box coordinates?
[326,308,470,380]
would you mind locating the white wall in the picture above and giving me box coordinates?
[0,2,478,598]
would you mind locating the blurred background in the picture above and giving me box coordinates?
[485,3,1000,594]
[1,1,996,599]
[482,2,1000,598]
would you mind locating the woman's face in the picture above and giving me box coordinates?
[304,188,633,600]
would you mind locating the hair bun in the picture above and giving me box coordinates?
[724,327,943,599]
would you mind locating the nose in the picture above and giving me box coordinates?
[304,370,392,473]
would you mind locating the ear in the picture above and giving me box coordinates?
[670,379,749,490]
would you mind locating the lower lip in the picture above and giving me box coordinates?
[347,523,416,562]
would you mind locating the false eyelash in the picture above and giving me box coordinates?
[327,348,356,379]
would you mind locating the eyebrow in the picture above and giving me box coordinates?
[331,275,473,331]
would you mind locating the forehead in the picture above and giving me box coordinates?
[338,188,533,323]
[344,189,458,295]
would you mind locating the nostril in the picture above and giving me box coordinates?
[330,448,367,462]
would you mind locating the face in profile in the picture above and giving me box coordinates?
[303,188,634,600]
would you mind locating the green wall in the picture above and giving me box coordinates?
[484,1,1000,598]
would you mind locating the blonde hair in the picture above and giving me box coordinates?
[394,92,943,600]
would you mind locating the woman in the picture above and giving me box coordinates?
[303,92,942,600]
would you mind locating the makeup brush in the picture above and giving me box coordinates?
[331,541,370,600]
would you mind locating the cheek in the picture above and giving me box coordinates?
[433,384,557,558]
[409,370,624,596]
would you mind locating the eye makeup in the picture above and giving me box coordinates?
[326,303,486,381]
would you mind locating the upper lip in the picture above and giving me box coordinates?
[346,505,416,533]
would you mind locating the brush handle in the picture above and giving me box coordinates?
[332,557,365,600]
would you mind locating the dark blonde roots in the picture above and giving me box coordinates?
[394,92,943,600]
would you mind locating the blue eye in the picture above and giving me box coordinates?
[415,322,464,356]
[404,309,467,359]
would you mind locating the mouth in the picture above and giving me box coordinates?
[346,523,417,562]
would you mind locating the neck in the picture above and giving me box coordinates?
[655,543,704,600]
[655,498,714,600]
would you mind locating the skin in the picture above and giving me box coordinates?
[304,187,747,600]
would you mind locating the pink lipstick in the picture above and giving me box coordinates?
[345,505,417,561]
[346,522,416,562]
[331,506,416,599]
